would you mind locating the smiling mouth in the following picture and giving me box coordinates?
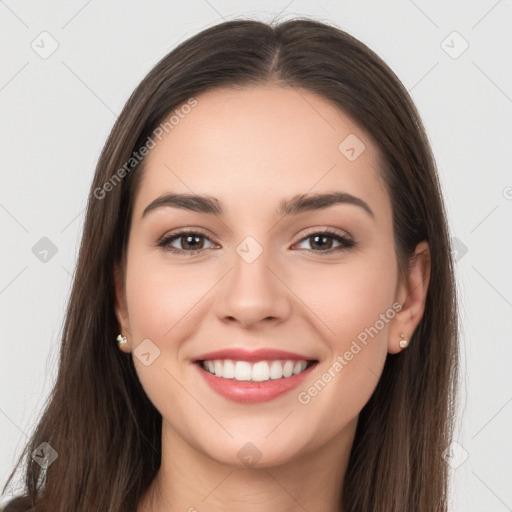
[197,359,317,382]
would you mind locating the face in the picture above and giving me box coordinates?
[116,85,408,468]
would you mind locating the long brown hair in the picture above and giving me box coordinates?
[2,18,459,512]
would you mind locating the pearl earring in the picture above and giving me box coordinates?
[117,334,128,347]
[399,333,408,349]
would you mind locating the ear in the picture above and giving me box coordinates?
[388,241,431,354]
[114,262,132,350]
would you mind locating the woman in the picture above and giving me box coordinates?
[2,18,459,512]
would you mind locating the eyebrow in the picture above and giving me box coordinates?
[142,191,374,219]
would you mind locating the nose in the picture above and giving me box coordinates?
[213,246,292,329]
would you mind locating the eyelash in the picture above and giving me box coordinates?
[157,228,355,255]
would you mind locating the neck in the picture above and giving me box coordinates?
[137,417,357,512]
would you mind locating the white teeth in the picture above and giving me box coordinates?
[201,359,310,381]
[223,359,235,379]
[252,361,270,382]
[283,360,294,378]
[235,361,252,381]
[269,360,283,379]
[293,361,307,375]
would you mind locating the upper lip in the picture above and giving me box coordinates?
[194,348,316,362]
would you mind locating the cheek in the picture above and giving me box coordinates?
[123,254,217,409]
[289,252,397,412]
[125,253,213,342]
[290,251,398,346]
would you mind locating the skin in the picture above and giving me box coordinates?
[114,84,430,512]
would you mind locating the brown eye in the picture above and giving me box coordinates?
[294,231,354,253]
[309,234,334,250]
[158,232,216,254]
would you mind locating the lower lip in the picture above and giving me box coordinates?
[195,362,316,403]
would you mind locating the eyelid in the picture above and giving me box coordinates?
[294,226,352,241]
[158,226,215,241]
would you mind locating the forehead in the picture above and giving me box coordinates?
[133,85,390,220]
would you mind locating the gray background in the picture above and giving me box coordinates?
[1,1,511,510]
